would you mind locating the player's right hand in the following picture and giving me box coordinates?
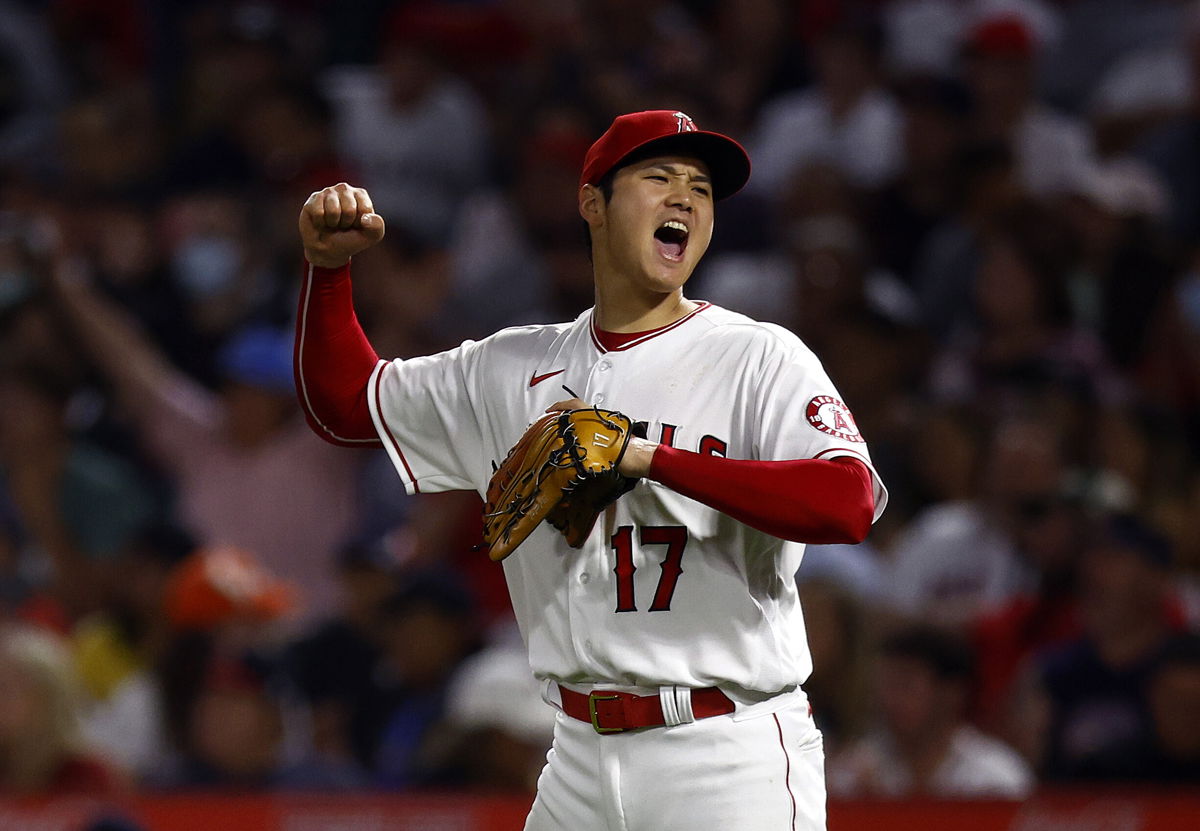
[299,183,386,268]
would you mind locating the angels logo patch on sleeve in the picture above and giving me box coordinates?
[806,395,865,443]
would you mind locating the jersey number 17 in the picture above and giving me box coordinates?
[610,525,687,613]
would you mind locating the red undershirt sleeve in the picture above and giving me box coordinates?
[647,446,876,544]
[294,259,382,446]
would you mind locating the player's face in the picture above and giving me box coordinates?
[596,155,715,294]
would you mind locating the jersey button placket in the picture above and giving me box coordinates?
[588,356,613,407]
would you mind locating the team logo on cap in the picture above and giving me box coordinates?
[673,111,697,133]
[805,396,864,443]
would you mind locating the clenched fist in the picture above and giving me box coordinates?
[299,183,386,268]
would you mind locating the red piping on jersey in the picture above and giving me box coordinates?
[813,446,870,464]
[373,364,422,493]
[589,302,711,353]
[774,714,798,831]
[294,261,381,445]
[648,447,875,544]
[293,259,424,492]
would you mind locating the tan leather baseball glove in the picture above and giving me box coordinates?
[482,408,643,561]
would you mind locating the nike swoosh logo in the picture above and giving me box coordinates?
[529,369,566,388]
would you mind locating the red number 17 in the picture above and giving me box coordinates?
[611,525,688,613]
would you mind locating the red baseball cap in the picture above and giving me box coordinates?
[165,545,296,631]
[580,110,751,200]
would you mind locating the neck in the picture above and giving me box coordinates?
[591,267,699,333]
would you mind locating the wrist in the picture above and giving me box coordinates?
[619,437,659,478]
[304,251,351,271]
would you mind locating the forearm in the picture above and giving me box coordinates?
[294,259,381,445]
[646,447,876,544]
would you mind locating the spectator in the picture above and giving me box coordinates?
[49,254,362,621]
[827,624,1034,799]
[158,650,364,790]
[749,18,902,197]
[320,8,490,244]
[961,12,1097,198]
[448,110,594,334]
[348,225,460,361]
[971,492,1086,733]
[1137,5,1200,242]
[287,538,407,771]
[1060,158,1176,372]
[886,414,1069,626]
[1141,633,1200,782]
[0,366,158,621]
[151,546,364,789]
[927,218,1113,409]
[909,141,1024,340]
[74,523,194,778]
[151,542,295,758]
[421,625,555,793]
[0,625,123,795]
[868,76,972,288]
[373,572,479,788]
[1029,514,1187,780]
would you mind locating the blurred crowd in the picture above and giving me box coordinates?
[1,0,1200,803]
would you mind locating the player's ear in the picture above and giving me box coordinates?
[579,184,604,229]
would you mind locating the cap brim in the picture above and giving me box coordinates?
[615,131,751,200]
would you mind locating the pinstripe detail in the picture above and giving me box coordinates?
[372,362,421,494]
[773,713,797,831]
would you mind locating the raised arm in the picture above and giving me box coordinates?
[295,183,387,445]
[48,254,215,430]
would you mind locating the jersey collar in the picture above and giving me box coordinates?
[589,302,711,354]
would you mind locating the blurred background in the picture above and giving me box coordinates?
[1,0,1199,828]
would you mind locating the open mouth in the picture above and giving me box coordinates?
[654,221,689,262]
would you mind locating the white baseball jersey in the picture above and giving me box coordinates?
[367,302,887,695]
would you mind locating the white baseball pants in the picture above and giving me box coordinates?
[523,687,825,831]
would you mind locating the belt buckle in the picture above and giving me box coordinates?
[588,692,625,734]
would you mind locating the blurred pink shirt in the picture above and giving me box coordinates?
[142,375,360,622]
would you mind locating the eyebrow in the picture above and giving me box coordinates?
[646,164,712,185]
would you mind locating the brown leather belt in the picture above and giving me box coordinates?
[558,684,736,734]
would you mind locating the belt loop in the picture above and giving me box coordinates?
[658,686,696,727]
[675,686,695,724]
[659,686,679,726]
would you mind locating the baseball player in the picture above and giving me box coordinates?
[295,110,887,829]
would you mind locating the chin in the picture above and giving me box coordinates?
[640,268,691,296]
[640,255,696,292]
